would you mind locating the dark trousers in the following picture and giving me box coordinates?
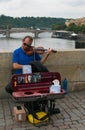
[5,82,13,95]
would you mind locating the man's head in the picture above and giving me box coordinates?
[22,35,33,52]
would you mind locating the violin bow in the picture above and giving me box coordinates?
[33,37,36,61]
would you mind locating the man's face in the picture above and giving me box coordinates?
[22,38,33,51]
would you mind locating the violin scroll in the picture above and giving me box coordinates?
[51,49,57,53]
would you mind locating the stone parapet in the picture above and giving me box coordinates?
[0,49,85,98]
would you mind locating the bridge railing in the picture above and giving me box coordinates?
[0,49,85,98]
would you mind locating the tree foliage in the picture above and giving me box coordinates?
[52,24,66,30]
[66,23,85,33]
[0,15,65,29]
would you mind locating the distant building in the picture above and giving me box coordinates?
[65,18,85,27]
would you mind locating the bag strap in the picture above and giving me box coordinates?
[38,114,48,121]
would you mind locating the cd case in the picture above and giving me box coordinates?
[22,65,32,74]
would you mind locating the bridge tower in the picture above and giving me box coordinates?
[34,31,39,38]
[6,25,10,38]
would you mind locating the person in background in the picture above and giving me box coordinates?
[5,35,52,95]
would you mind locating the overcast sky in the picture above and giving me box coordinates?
[0,0,85,18]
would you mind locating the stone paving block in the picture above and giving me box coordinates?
[45,125,59,130]
[64,121,72,125]
[72,120,79,125]
[78,128,85,130]
[0,120,6,127]
[12,128,26,130]
[70,124,84,129]
[0,126,5,130]
[71,116,81,121]
[72,109,83,116]
[26,127,46,130]
[78,119,85,124]
[5,119,14,126]
[66,128,78,130]
[5,125,14,130]
[59,124,70,129]
[80,116,85,119]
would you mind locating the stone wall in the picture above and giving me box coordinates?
[0,49,85,98]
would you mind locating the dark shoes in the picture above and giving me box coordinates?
[48,108,60,115]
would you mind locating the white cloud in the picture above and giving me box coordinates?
[62,0,85,6]
[0,0,85,18]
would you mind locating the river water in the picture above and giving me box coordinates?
[0,32,75,52]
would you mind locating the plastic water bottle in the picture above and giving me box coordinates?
[63,78,68,93]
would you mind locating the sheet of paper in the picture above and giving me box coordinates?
[22,65,32,74]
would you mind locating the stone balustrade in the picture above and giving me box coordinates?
[0,49,85,98]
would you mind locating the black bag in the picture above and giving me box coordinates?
[30,61,49,72]
[28,111,49,125]
[25,101,49,125]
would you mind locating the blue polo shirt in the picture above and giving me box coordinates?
[12,47,41,74]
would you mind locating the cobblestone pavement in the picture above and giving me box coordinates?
[0,91,85,130]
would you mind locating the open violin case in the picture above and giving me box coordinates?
[12,72,65,102]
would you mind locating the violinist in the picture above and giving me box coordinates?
[12,35,53,74]
[5,35,54,95]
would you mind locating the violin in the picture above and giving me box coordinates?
[25,45,57,55]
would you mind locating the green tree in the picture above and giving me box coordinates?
[52,24,66,30]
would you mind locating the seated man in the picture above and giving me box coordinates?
[5,35,60,114]
[5,35,52,95]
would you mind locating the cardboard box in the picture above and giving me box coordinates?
[13,106,26,122]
